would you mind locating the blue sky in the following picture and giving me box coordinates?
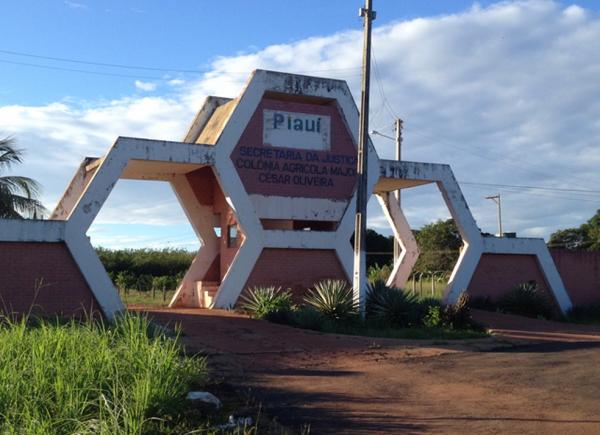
[1,0,600,250]
[0,0,505,105]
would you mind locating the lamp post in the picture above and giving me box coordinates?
[485,194,503,236]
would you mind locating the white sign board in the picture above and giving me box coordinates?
[263,109,330,151]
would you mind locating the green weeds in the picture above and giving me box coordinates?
[0,313,206,434]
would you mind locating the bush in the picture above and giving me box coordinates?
[136,273,153,291]
[240,286,293,321]
[423,305,442,328]
[366,279,422,327]
[468,295,498,311]
[367,264,392,284]
[289,306,328,331]
[304,280,357,322]
[441,292,475,329]
[498,282,556,319]
[566,303,600,324]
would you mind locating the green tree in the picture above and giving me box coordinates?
[0,137,46,218]
[548,209,600,251]
[547,227,589,250]
[115,271,136,293]
[414,219,462,273]
[584,209,600,251]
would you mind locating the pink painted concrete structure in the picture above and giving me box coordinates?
[0,70,589,319]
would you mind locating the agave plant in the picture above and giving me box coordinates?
[366,279,421,327]
[498,282,556,319]
[304,280,357,322]
[239,286,293,321]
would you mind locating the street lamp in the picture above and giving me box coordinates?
[485,194,503,237]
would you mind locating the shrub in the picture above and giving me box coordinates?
[423,305,442,328]
[441,292,476,329]
[498,282,556,319]
[304,280,357,322]
[367,263,392,284]
[468,295,498,311]
[289,306,327,331]
[240,286,293,321]
[366,279,422,327]
[136,273,153,291]
[566,303,600,324]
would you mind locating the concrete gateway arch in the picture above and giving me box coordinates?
[0,70,573,319]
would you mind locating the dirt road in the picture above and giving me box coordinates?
[133,307,600,434]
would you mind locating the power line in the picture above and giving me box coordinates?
[373,123,599,193]
[0,47,362,76]
[459,181,600,196]
[404,125,599,191]
[462,183,600,204]
[0,48,203,73]
[0,58,165,80]
[370,48,399,121]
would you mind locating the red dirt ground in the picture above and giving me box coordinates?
[131,306,600,434]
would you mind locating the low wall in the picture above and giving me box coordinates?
[467,250,600,308]
[0,242,99,317]
[467,253,556,304]
[243,248,349,302]
[550,249,600,306]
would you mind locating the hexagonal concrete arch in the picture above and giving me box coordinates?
[171,70,380,309]
[375,159,573,313]
[0,69,575,319]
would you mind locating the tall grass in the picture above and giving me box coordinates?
[0,313,206,434]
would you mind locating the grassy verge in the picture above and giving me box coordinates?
[316,322,489,340]
[121,289,177,307]
[0,313,209,434]
[282,314,488,340]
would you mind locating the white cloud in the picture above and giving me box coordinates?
[64,1,87,10]
[2,0,600,247]
[134,80,157,91]
[167,79,185,87]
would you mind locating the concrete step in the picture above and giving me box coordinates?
[195,281,220,308]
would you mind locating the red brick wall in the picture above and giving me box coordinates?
[0,242,99,317]
[230,98,357,199]
[244,248,349,301]
[467,253,556,305]
[550,249,600,306]
[186,167,215,205]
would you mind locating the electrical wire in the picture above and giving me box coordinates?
[0,47,362,77]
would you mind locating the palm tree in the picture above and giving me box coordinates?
[0,137,47,219]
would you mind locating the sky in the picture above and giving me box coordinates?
[1,0,599,250]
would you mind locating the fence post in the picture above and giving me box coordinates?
[162,286,166,303]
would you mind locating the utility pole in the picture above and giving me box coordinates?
[485,194,503,236]
[393,118,403,263]
[353,0,376,316]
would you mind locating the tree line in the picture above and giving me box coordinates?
[96,248,195,292]
[548,209,600,251]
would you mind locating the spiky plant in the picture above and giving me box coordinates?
[441,292,474,329]
[498,282,556,319]
[239,286,293,321]
[366,279,421,327]
[0,137,47,219]
[304,279,357,322]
